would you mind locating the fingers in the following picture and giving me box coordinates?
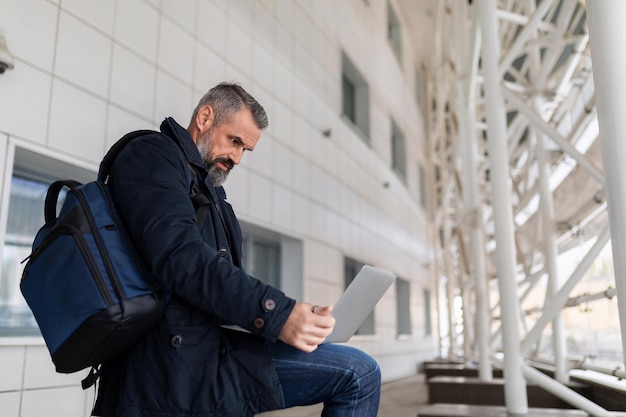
[278,302,338,352]
[314,305,333,316]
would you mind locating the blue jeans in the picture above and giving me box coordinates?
[267,342,381,417]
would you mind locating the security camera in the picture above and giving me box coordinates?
[0,28,15,74]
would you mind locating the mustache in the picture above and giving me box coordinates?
[210,157,234,171]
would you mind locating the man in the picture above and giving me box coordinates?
[92,82,381,417]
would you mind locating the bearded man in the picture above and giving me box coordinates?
[92,82,381,417]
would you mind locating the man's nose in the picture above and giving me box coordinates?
[230,148,244,165]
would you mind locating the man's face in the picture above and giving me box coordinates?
[196,107,261,186]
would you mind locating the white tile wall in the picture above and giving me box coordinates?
[252,2,275,50]
[196,1,228,57]
[252,42,274,92]
[273,60,293,107]
[0,347,24,392]
[271,99,294,147]
[153,70,193,124]
[271,141,294,188]
[109,44,156,119]
[47,80,107,162]
[161,0,196,32]
[271,183,294,229]
[194,43,227,93]
[292,192,312,237]
[224,62,251,90]
[21,386,85,417]
[292,116,313,159]
[114,0,159,61]
[61,0,115,36]
[226,20,253,75]
[228,0,254,30]
[158,17,195,84]
[105,105,155,151]
[245,128,270,169]
[248,172,273,223]
[0,392,20,416]
[291,153,311,196]
[0,0,57,72]
[0,63,51,143]
[55,11,112,98]
[224,165,250,215]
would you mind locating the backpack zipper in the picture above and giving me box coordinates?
[72,187,127,302]
[96,182,159,291]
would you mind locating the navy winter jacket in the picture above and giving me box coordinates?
[92,118,296,417]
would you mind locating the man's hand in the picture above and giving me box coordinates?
[278,302,335,352]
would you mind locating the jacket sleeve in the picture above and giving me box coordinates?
[108,134,295,340]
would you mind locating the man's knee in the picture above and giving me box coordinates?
[347,348,381,393]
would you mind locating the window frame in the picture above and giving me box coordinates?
[341,51,371,141]
[387,0,403,65]
[391,118,407,181]
[240,221,304,300]
[0,139,96,339]
[396,277,412,336]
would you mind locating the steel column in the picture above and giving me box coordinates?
[534,101,568,383]
[454,0,492,381]
[587,0,626,373]
[477,0,528,413]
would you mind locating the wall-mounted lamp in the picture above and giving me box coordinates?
[0,28,15,74]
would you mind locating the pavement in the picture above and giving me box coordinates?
[257,373,427,417]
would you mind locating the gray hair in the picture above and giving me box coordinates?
[190,82,268,129]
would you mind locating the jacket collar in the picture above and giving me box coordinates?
[160,117,227,202]
[160,117,204,169]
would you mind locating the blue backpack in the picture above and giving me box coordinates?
[20,130,207,388]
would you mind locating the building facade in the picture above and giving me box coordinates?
[0,0,436,415]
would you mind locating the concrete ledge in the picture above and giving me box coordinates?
[427,376,591,409]
[570,371,626,411]
[424,363,503,379]
[417,403,626,417]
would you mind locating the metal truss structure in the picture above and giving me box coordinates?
[415,0,626,414]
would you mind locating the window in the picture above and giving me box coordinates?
[242,235,281,289]
[396,277,411,335]
[341,51,370,140]
[1,147,94,336]
[342,74,356,123]
[391,119,407,181]
[415,68,424,111]
[344,257,375,335]
[418,162,428,209]
[240,222,304,300]
[387,1,402,64]
[424,288,433,337]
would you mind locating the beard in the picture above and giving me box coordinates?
[196,131,234,187]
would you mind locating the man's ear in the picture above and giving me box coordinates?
[196,105,215,131]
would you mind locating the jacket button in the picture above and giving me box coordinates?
[264,299,276,311]
[171,335,183,347]
[218,248,228,258]
[253,318,265,329]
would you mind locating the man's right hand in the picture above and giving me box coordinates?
[278,302,335,352]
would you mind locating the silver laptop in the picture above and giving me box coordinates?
[324,265,396,344]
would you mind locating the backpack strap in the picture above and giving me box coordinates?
[44,180,82,223]
[97,130,157,182]
[186,163,213,232]
[99,129,211,231]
